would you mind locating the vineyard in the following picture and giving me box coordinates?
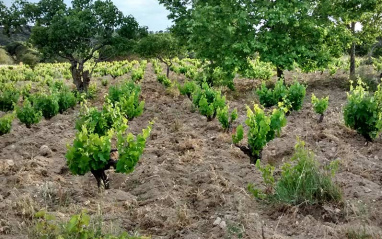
[0,56,381,238]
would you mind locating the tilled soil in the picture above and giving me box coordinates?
[0,64,381,238]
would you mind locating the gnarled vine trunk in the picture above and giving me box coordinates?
[70,61,91,92]
[277,66,284,79]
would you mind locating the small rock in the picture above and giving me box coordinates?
[374,156,379,160]
[84,200,90,206]
[39,145,52,157]
[213,217,221,226]
[219,221,226,229]
[335,208,341,214]
[6,160,14,167]
[364,187,372,193]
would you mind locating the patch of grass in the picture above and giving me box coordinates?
[346,227,372,239]
[249,138,343,206]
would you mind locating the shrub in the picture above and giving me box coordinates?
[192,82,226,121]
[232,104,287,164]
[75,100,124,136]
[0,83,20,111]
[250,139,342,205]
[16,99,43,128]
[107,81,144,120]
[217,105,238,132]
[344,80,382,141]
[179,80,198,99]
[256,79,287,107]
[119,93,145,120]
[66,121,152,176]
[30,210,149,239]
[131,68,144,82]
[157,74,172,88]
[0,113,15,135]
[0,48,14,65]
[311,94,329,123]
[31,93,59,119]
[285,81,306,111]
[57,87,77,113]
[101,78,108,86]
[86,82,98,99]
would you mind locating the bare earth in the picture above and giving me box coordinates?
[0,64,381,238]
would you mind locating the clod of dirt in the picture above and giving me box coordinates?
[39,145,52,157]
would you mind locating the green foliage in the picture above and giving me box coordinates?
[16,99,42,128]
[250,139,342,205]
[0,113,15,135]
[179,80,198,99]
[244,58,275,80]
[192,82,226,121]
[232,124,244,144]
[119,93,145,120]
[344,80,382,140]
[108,81,144,120]
[0,48,14,64]
[0,83,20,111]
[131,68,144,82]
[115,122,153,173]
[311,94,329,115]
[217,105,238,131]
[30,210,149,239]
[246,105,287,157]
[157,74,172,88]
[285,81,307,111]
[256,79,287,107]
[101,79,108,87]
[57,87,77,113]
[75,101,124,136]
[30,92,59,119]
[66,126,113,175]
[256,80,306,112]
[86,82,98,99]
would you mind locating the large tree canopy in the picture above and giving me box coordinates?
[135,32,185,77]
[1,0,146,91]
[160,0,380,84]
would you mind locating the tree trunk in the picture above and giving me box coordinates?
[277,66,284,79]
[350,22,356,80]
[70,61,91,92]
[166,64,170,78]
[318,114,324,123]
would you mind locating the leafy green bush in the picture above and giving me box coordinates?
[75,101,124,136]
[30,210,149,239]
[217,105,238,132]
[157,74,172,88]
[119,93,145,120]
[0,83,20,111]
[244,58,274,80]
[57,87,77,113]
[66,121,152,176]
[179,80,198,99]
[0,48,14,64]
[107,81,145,120]
[101,78,108,86]
[131,68,144,82]
[192,82,226,121]
[0,113,15,135]
[16,99,43,128]
[232,105,287,164]
[256,79,287,107]
[250,139,342,205]
[86,82,98,99]
[344,80,382,141]
[311,94,329,123]
[285,81,306,111]
[30,93,59,119]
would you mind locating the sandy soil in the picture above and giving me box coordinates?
[0,64,381,239]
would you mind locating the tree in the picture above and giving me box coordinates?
[2,0,144,92]
[321,0,378,79]
[160,0,346,87]
[253,0,347,78]
[136,33,184,77]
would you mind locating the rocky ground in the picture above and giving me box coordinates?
[0,64,381,238]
